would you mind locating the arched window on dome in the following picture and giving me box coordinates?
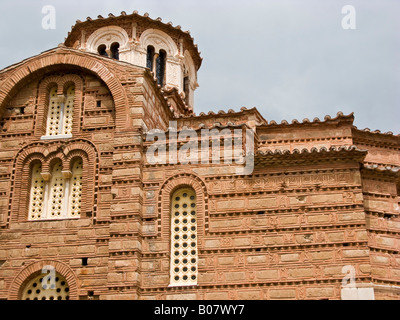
[169,187,198,287]
[146,46,166,87]
[97,44,108,57]
[156,49,166,87]
[110,42,120,60]
[146,45,155,71]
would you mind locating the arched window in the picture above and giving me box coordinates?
[21,271,70,300]
[170,187,198,286]
[156,49,166,87]
[63,85,75,135]
[146,46,166,87]
[97,44,108,57]
[146,45,155,71]
[28,163,45,221]
[46,86,61,136]
[45,85,75,137]
[27,158,83,221]
[110,42,120,60]
[68,159,83,218]
[47,160,64,219]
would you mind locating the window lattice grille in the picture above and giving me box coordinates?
[170,188,198,286]
[21,272,70,300]
[28,163,45,220]
[45,85,75,137]
[46,87,61,136]
[62,86,75,135]
[68,159,83,218]
[47,162,64,219]
[27,158,83,221]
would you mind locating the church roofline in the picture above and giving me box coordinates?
[175,106,267,124]
[352,126,400,138]
[254,145,368,166]
[255,111,355,129]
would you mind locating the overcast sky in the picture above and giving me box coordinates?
[0,0,398,133]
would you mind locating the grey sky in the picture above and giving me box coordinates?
[0,0,398,133]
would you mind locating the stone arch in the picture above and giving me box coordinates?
[139,29,179,58]
[86,25,129,53]
[157,173,209,239]
[0,48,129,131]
[8,259,79,300]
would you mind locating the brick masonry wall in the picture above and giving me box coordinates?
[0,47,398,300]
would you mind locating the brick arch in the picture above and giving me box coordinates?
[8,259,79,300]
[38,74,83,96]
[158,173,209,239]
[8,139,99,223]
[0,48,129,131]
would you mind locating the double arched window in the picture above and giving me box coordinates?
[28,158,83,221]
[169,187,198,286]
[97,42,120,60]
[146,45,166,87]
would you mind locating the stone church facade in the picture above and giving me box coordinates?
[0,11,399,300]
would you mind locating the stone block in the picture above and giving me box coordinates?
[255,269,279,280]
[269,289,296,299]
[237,290,261,300]
[247,255,266,264]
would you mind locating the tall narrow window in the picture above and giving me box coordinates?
[68,159,83,218]
[28,163,45,221]
[146,45,155,71]
[46,87,61,136]
[170,188,198,286]
[47,161,64,219]
[156,50,166,87]
[62,86,75,135]
[45,85,75,137]
[110,42,120,60]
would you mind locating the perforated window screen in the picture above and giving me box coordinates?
[68,159,83,218]
[47,161,64,219]
[45,85,75,136]
[46,87,61,136]
[27,158,83,221]
[21,272,70,300]
[170,188,198,286]
[62,86,75,135]
[28,163,45,220]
